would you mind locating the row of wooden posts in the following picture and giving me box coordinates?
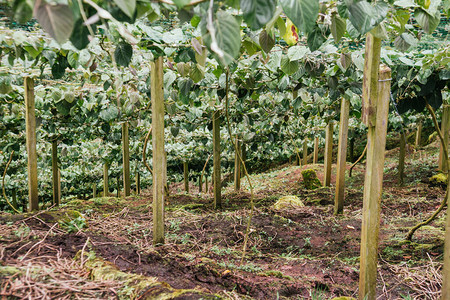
[22,56,449,299]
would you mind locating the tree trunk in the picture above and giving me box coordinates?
[324,122,333,187]
[439,105,450,172]
[415,120,422,148]
[183,162,189,193]
[122,122,131,196]
[103,163,109,197]
[313,136,319,164]
[52,139,60,206]
[302,138,308,166]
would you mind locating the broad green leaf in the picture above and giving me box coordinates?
[259,29,275,53]
[55,99,75,116]
[113,0,136,18]
[330,13,346,43]
[293,97,302,109]
[340,53,352,70]
[170,127,180,137]
[243,39,260,56]
[189,64,205,83]
[203,11,241,66]
[347,1,388,35]
[100,106,119,122]
[276,17,286,37]
[70,18,91,50]
[414,8,440,34]
[280,56,299,75]
[114,42,133,67]
[394,33,417,51]
[283,18,299,45]
[173,0,190,8]
[306,25,326,52]
[240,0,276,30]
[13,0,33,23]
[287,45,309,61]
[394,9,410,30]
[280,0,319,34]
[33,0,75,44]
[394,0,417,8]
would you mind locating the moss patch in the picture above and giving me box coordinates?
[301,169,322,190]
[429,173,447,187]
[272,195,304,210]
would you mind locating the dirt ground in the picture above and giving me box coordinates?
[0,142,445,299]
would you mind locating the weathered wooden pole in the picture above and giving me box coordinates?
[164,151,169,197]
[213,110,222,209]
[302,138,308,165]
[183,162,189,193]
[136,172,141,194]
[439,105,450,172]
[234,136,241,191]
[103,163,109,197]
[443,201,450,299]
[93,183,97,198]
[122,122,131,196]
[398,131,406,185]
[359,65,391,300]
[51,139,60,206]
[58,169,61,202]
[334,98,350,215]
[313,136,319,164]
[151,56,165,245]
[324,122,333,187]
[116,176,120,197]
[199,175,203,193]
[24,77,39,211]
[415,120,422,148]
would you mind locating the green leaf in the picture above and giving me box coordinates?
[70,18,91,50]
[293,97,302,109]
[280,0,319,34]
[173,0,190,8]
[280,56,299,75]
[203,11,241,66]
[347,1,388,35]
[287,45,309,61]
[394,33,417,51]
[100,106,119,122]
[259,29,275,53]
[306,25,326,52]
[276,17,286,37]
[114,42,133,67]
[414,8,440,34]
[330,13,346,43]
[33,0,75,44]
[170,127,180,137]
[13,0,33,24]
[113,0,136,19]
[189,64,205,83]
[67,51,79,69]
[55,99,75,116]
[240,0,276,30]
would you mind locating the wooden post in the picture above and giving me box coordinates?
[205,175,209,193]
[136,172,141,194]
[199,175,202,193]
[313,136,319,164]
[183,161,189,193]
[359,65,391,300]
[51,139,60,206]
[103,163,108,197]
[398,131,406,185]
[241,141,246,178]
[151,56,165,245]
[93,182,97,198]
[324,122,333,187]
[234,136,241,191]
[334,98,350,215]
[443,200,450,299]
[164,151,169,197]
[302,138,308,165]
[415,120,422,148]
[122,122,131,196]
[58,169,61,203]
[439,105,450,172]
[25,77,39,211]
[213,110,222,209]
[116,176,120,197]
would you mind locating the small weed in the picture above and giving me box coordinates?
[210,245,233,256]
[61,216,87,233]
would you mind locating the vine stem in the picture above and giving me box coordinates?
[349,142,368,177]
[143,126,154,176]
[2,151,20,214]
[406,103,450,240]
[223,69,255,264]
[200,153,212,193]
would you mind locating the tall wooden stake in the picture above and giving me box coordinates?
[324,122,333,187]
[93,183,97,198]
[103,163,108,197]
[359,65,391,300]
[439,105,450,172]
[398,131,406,185]
[52,139,60,206]
[302,138,308,165]
[234,136,241,191]
[443,201,450,299]
[334,98,350,215]
[415,120,422,148]
[25,77,39,211]
[313,136,319,164]
[183,162,189,193]
[122,122,131,196]
[213,110,222,209]
[58,169,61,202]
[151,56,165,245]
[199,175,203,193]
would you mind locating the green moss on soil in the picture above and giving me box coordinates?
[301,169,322,190]
[272,195,304,210]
